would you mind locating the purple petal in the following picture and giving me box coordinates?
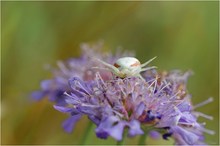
[69,77,93,95]
[157,107,181,127]
[41,80,54,90]
[171,126,199,145]
[76,105,99,115]
[135,102,145,117]
[95,116,119,140]
[173,132,188,145]
[177,101,191,112]
[53,105,73,113]
[108,122,125,141]
[149,130,161,139]
[48,90,65,102]
[128,120,144,137]
[88,115,101,125]
[179,112,196,124]
[62,115,82,133]
[157,114,181,128]
[31,91,45,101]
[96,131,109,139]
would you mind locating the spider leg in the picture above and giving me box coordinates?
[130,68,142,76]
[128,69,146,81]
[93,58,121,75]
[137,74,146,81]
[92,67,110,71]
[140,66,157,72]
[141,56,157,67]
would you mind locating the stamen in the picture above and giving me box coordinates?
[57,61,70,75]
[65,93,96,107]
[64,92,81,104]
[178,122,195,127]
[147,76,158,92]
[153,76,158,94]
[161,99,182,105]
[193,97,213,109]
[95,72,107,89]
[157,82,171,93]
[116,80,127,98]
[175,99,188,107]
[170,90,181,99]
[147,80,156,89]
[163,79,169,85]
[64,92,73,98]
[71,87,91,98]
[75,80,92,96]
[200,127,215,135]
[193,111,213,120]
[200,122,206,126]
[146,78,157,84]
[81,103,99,108]
[112,109,124,118]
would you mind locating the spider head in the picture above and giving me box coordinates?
[114,57,142,77]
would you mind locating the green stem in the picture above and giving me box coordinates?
[117,139,124,145]
[116,130,127,145]
[138,129,148,145]
[80,121,93,145]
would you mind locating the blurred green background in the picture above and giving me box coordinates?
[1,1,219,145]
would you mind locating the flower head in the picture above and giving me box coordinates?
[33,42,214,145]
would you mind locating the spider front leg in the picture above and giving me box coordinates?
[93,58,123,77]
[140,66,157,72]
[133,66,157,81]
[137,74,146,81]
[92,67,110,71]
[141,56,157,68]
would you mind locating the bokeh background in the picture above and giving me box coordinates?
[1,1,219,145]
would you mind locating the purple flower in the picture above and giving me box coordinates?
[33,42,214,144]
[54,69,214,144]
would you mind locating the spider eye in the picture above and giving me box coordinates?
[114,63,120,68]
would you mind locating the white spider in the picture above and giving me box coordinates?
[93,56,157,80]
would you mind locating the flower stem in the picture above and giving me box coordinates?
[116,130,126,145]
[80,121,93,144]
[138,129,148,145]
[117,139,124,145]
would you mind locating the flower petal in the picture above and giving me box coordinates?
[171,126,199,145]
[149,130,161,139]
[128,120,144,137]
[41,80,54,90]
[109,122,125,141]
[62,115,82,133]
[135,102,145,117]
[95,116,119,140]
[31,91,46,101]
[53,105,73,113]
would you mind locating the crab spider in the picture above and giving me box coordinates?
[93,56,157,80]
